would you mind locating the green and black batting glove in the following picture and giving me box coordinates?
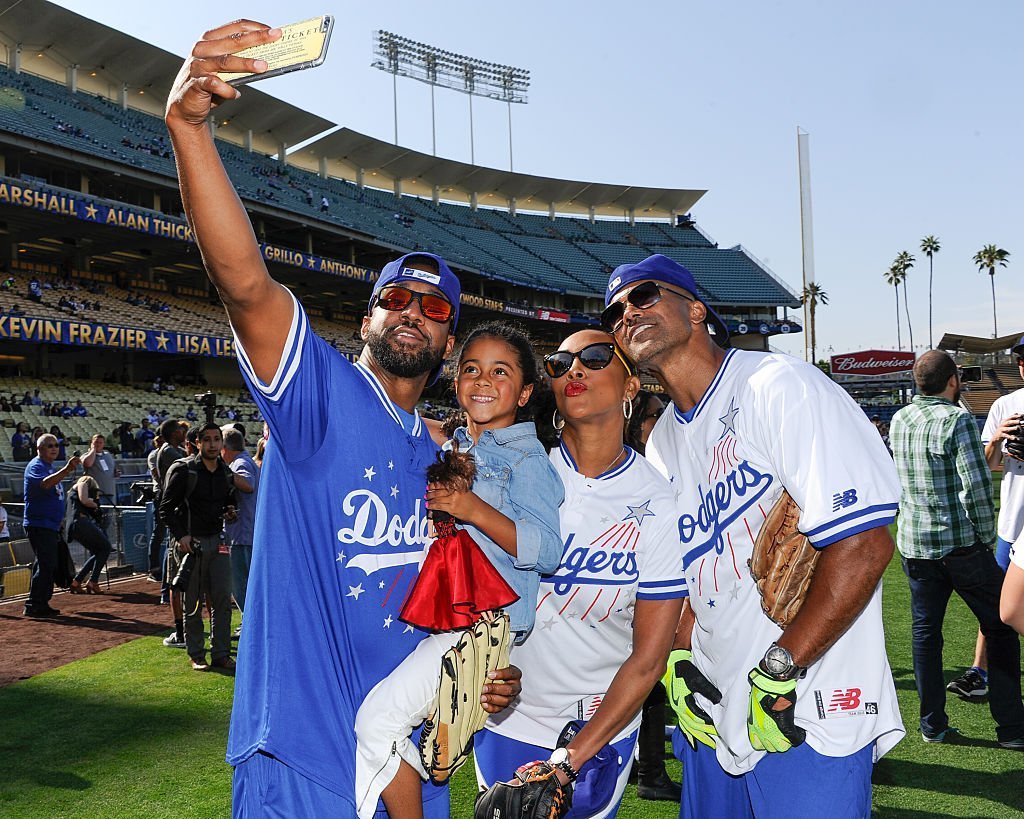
[662,648,723,750]
[747,667,806,752]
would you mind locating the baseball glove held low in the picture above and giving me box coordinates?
[748,490,820,628]
[474,761,572,819]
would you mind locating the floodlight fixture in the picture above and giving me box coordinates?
[371,30,530,168]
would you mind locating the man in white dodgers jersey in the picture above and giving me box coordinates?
[983,335,1024,568]
[603,255,904,818]
[166,24,522,818]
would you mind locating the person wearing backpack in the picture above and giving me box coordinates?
[159,423,238,671]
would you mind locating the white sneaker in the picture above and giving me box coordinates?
[163,634,186,649]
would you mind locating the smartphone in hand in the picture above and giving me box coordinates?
[221,15,334,86]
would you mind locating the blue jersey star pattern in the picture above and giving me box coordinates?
[226,296,444,812]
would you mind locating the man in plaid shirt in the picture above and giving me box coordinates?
[890,350,1024,748]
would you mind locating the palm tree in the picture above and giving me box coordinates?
[973,244,1010,337]
[801,281,829,364]
[893,250,915,351]
[920,235,940,348]
[883,264,904,349]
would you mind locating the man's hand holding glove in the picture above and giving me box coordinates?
[663,648,723,749]
[747,666,806,752]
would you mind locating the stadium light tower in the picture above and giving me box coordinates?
[371,31,530,170]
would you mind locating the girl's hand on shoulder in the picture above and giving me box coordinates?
[425,483,480,523]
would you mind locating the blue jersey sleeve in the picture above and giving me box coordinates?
[25,459,49,498]
[232,292,348,463]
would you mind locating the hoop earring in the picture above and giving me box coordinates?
[552,410,565,431]
[623,399,633,421]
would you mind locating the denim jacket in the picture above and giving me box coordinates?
[448,422,564,637]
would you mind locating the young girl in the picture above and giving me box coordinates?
[354,321,565,819]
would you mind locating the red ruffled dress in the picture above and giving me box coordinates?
[400,514,519,631]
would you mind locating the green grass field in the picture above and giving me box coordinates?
[2,554,1023,817]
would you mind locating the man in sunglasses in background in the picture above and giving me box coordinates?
[603,254,905,817]
[166,23,522,818]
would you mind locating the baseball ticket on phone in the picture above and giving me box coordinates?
[220,15,334,86]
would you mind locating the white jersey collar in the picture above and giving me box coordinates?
[354,362,423,437]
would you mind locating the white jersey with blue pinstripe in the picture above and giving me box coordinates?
[485,443,685,747]
[645,348,904,775]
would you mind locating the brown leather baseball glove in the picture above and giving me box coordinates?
[748,490,820,628]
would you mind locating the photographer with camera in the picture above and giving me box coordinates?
[159,423,237,671]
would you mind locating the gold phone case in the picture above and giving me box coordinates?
[221,15,334,86]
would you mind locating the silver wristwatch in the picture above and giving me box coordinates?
[547,747,578,782]
[759,643,806,681]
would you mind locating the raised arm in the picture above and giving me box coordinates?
[164,20,293,383]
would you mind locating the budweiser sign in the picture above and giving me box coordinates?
[831,350,916,376]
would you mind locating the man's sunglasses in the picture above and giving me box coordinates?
[372,285,454,323]
[543,342,636,379]
[601,280,694,333]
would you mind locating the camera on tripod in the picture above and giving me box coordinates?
[194,391,218,425]
[130,480,157,504]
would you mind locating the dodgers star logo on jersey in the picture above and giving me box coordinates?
[676,400,774,583]
[544,500,653,612]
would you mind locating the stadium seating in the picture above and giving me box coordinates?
[0,65,793,307]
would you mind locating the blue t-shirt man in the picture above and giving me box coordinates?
[226,253,508,818]
[25,456,66,530]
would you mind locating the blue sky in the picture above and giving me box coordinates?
[51,0,1023,358]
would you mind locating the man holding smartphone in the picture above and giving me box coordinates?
[165,20,521,818]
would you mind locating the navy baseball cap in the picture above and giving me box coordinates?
[370,251,461,331]
[1012,335,1024,357]
[605,254,730,348]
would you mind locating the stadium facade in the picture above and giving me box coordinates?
[0,1,801,411]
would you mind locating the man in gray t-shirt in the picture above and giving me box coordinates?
[82,433,118,539]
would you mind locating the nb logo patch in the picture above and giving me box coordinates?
[832,489,858,511]
[827,687,861,712]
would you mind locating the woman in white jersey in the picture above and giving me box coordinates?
[474,329,686,818]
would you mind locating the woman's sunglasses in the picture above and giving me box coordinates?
[372,285,454,323]
[600,281,694,333]
[543,342,636,379]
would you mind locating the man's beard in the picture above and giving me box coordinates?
[366,325,444,378]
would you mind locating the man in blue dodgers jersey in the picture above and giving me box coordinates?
[602,255,904,818]
[165,22,522,818]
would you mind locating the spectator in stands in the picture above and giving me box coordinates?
[59,401,73,419]
[22,434,81,617]
[11,422,32,462]
[320,195,329,213]
[30,389,41,406]
[73,400,88,417]
[0,396,9,412]
[114,422,135,458]
[222,426,257,631]
[82,434,119,536]
[9,394,20,409]
[159,423,237,671]
[136,419,156,455]
[889,351,1024,747]
[30,426,45,450]
[67,475,112,595]
[146,408,160,424]
[0,502,9,545]
[185,405,198,422]
[253,436,266,469]
[27,277,43,303]
[48,425,67,460]
[21,390,32,406]
[0,275,13,290]
[8,303,24,316]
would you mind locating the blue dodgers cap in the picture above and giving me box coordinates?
[1012,335,1024,357]
[605,254,730,348]
[370,251,461,331]
[554,721,618,815]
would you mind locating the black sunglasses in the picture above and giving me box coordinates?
[601,281,694,333]
[372,285,454,323]
[544,342,635,379]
